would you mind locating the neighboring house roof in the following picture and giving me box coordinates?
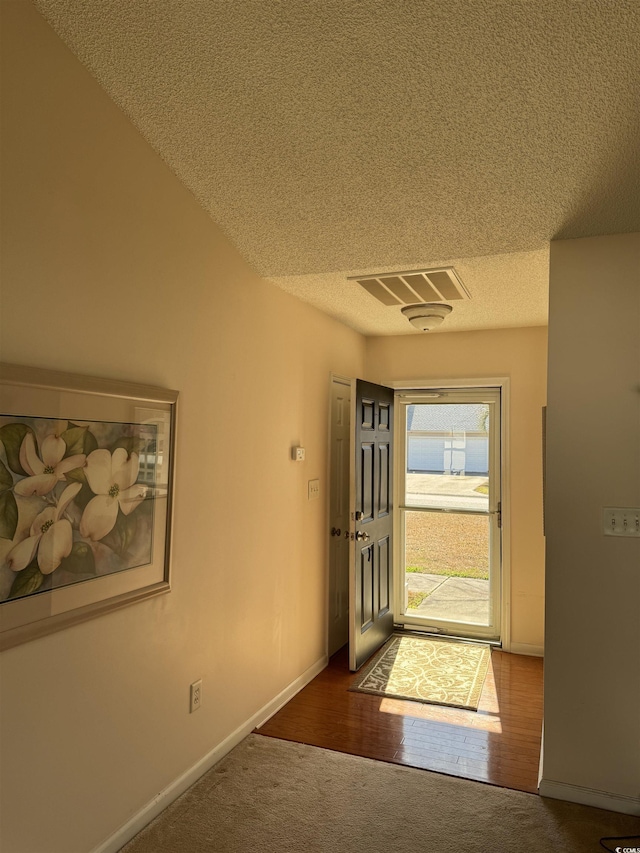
[407,404,487,433]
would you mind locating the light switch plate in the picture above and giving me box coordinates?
[603,507,640,537]
[308,479,320,500]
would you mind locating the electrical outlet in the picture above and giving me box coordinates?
[603,507,640,538]
[308,478,320,500]
[190,679,202,713]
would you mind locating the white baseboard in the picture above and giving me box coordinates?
[539,778,640,817]
[92,654,328,853]
[510,642,544,657]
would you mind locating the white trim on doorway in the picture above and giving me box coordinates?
[326,373,353,659]
[511,642,543,657]
[388,377,511,652]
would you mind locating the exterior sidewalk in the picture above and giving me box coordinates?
[406,571,489,624]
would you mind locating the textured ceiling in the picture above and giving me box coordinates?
[272,249,549,336]
[33,0,640,335]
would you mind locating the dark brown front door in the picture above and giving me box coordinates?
[349,380,394,671]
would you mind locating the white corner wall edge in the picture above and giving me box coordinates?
[510,642,544,657]
[91,654,328,853]
[538,779,640,817]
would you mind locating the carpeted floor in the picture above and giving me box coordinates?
[121,734,640,853]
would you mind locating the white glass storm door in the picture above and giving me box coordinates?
[396,388,502,642]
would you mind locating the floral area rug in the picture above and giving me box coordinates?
[349,634,491,710]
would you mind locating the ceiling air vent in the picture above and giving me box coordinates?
[349,267,470,306]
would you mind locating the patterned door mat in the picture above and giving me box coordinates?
[349,634,491,710]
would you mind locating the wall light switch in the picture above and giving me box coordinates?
[291,446,305,462]
[603,507,640,538]
[308,479,320,500]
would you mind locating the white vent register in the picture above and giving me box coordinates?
[350,266,470,307]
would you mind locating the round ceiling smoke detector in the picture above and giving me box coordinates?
[401,303,453,331]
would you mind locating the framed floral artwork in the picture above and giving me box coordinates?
[0,363,177,649]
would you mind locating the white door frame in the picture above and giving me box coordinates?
[326,373,352,658]
[389,377,511,652]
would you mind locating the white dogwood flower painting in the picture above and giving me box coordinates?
[0,365,176,650]
[6,482,82,575]
[0,415,158,603]
[81,449,148,541]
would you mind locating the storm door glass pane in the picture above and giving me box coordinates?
[402,400,494,629]
[405,403,489,511]
[404,511,491,626]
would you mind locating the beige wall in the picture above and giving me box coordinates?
[0,4,365,852]
[543,234,640,804]
[366,326,548,651]
[13,1,627,848]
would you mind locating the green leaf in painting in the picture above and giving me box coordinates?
[110,436,146,456]
[120,511,138,553]
[61,425,98,457]
[0,423,34,475]
[103,509,138,557]
[83,429,98,455]
[61,425,88,456]
[0,459,13,493]
[62,468,93,511]
[0,490,18,540]
[59,540,96,575]
[9,561,44,599]
[62,469,93,511]
[63,466,87,485]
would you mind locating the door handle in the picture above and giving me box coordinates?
[355,531,370,542]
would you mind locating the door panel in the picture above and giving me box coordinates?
[378,536,390,614]
[360,544,374,631]
[349,379,395,670]
[378,443,390,516]
[361,398,375,430]
[361,443,375,521]
[379,402,390,430]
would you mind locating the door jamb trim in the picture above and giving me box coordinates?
[327,373,353,660]
[389,376,511,652]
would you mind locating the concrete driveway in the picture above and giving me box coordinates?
[406,571,489,625]
[405,473,489,512]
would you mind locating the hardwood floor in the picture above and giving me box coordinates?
[256,644,543,794]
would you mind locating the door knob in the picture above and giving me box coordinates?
[355,531,370,542]
[330,527,341,537]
